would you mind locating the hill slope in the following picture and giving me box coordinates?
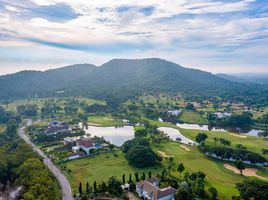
[0,58,266,104]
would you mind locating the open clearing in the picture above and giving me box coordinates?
[179,110,208,124]
[224,164,266,180]
[88,115,126,126]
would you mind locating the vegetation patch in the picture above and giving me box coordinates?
[179,110,208,124]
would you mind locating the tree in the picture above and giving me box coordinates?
[129,173,132,183]
[93,181,97,193]
[195,133,208,143]
[236,180,268,200]
[122,174,125,184]
[122,138,150,153]
[142,172,146,180]
[79,182,82,195]
[135,172,139,182]
[107,176,123,196]
[86,182,90,194]
[148,171,152,179]
[177,163,185,176]
[134,129,147,138]
[126,145,162,168]
[208,187,218,200]
[235,160,245,175]
[175,189,192,200]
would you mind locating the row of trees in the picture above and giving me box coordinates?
[201,145,267,165]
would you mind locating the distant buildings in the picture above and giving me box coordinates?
[213,112,231,119]
[167,110,182,117]
[45,121,70,135]
[136,178,176,200]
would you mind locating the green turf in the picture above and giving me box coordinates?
[88,115,127,126]
[153,142,267,200]
[1,97,104,113]
[63,142,267,199]
[63,151,160,192]
[179,110,208,124]
[179,128,268,155]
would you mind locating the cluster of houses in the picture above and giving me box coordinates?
[45,121,70,135]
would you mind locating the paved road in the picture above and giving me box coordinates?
[18,120,73,200]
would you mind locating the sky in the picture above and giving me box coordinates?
[0,0,267,75]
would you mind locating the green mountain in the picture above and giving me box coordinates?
[0,58,266,104]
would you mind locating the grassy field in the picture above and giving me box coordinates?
[63,150,161,192]
[179,128,268,155]
[88,115,127,126]
[1,97,105,112]
[63,142,267,199]
[179,110,208,124]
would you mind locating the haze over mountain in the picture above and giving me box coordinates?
[0,58,266,104]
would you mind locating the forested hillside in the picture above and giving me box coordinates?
[0,58,267,106]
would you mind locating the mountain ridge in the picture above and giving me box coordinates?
[0,58,265,104]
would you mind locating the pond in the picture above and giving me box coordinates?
[82,125,135,146]
[176,123,265,137]
[158,127,197,145]
[80,124,197,146]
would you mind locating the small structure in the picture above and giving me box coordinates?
[72,138,101,155]
[214,112,231,119]
[167,110,181,117]
[46,121,69,135]
[136,178,176,200]
[63,137,75,145]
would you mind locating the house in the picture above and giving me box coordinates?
[167,110,182,117]
[72,138,101,155]
[214,112,231,119]
[46,121,69,135]
[136,178,176,200]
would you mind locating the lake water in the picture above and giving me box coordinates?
[158,127,197,145]
[81,124,196,146]
[82,125,135,146]
[176,123,264,137]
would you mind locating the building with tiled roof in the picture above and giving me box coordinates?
[136,178,176,200]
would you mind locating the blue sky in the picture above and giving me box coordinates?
[0,0,267,75]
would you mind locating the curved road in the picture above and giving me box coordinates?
[18,120,73,200]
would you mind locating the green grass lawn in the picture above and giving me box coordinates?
[63,142,267,199]
[63,151,161,193]
[179,110,208,124]
[179,128,268,155]
[1,97,104,113]
[88,115,126,126]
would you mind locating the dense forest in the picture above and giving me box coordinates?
[0,108,60,199]
[0,58,267,107]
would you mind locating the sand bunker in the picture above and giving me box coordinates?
[180,145,191,151]
[228,133,247,138]
[224,164,266,180]
[158,151,173,158]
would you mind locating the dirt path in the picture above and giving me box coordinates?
[224,164,266,180]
